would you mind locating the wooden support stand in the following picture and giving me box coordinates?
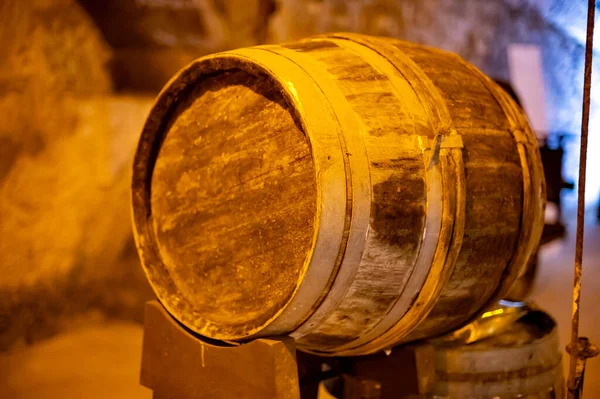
[140,301,300,399]
[139,300,421,399]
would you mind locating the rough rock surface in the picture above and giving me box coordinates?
[0,0,154,350]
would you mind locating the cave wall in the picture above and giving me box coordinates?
[0,0,154,350]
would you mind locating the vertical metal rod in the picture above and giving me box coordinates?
[567,0,596,395]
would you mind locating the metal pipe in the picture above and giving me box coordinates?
[567,0,596,397]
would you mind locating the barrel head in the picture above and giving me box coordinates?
[148,69,317,338]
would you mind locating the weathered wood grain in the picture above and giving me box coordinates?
[131,33,545,355]
[279,39,428,349]
[150,70,317,335]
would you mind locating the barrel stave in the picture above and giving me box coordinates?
[277,38,431,348]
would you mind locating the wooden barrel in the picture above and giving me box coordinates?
[419,311,564,398]
[131,33,545,356]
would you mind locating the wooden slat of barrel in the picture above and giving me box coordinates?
[271,40,430,349]
[131,33,545,355]
[275,34,528,353]
[390,42,525,342]
[317,35,537,354]
[300,36,459,354]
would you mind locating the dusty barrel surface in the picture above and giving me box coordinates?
[132,33,545,356]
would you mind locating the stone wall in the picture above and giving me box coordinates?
[0,0,154,350]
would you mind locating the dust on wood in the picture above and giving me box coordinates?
[150,70,317,334]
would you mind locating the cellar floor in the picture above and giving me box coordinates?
[0,209,599,398]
